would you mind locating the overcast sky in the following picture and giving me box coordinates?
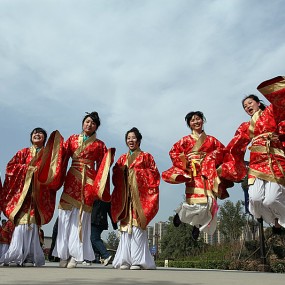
[1,0,285,237]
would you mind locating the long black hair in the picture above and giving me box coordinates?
[242,94,266,111]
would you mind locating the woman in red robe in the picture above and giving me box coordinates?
[220,76,285,234]
[162,111,229,240]
[112,127,160,270]
[53,112,114,269]
[0,127,63,266]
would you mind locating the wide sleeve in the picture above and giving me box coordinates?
[169,139,189,170]
[2,149,33,220]
[162,139,192,184]
[257,75,285,123]
[111,156,128,223]
[201,138,224,180]
[133,153,160,227]
[4,149,30,194]
[93,147,116,202]
[219,123,249,182]
[135,153,160,190]
[37,130,65,191]
[6,150,29,175]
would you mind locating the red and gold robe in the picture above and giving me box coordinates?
[58,133,114,213]
[162,132,229,204]
[220,76,285,186]
[111,149,160,231]
[0,220,15,244]
[2,130,64,226]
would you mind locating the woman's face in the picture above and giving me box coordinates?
[82,117,97,136]
[31,131,45,148]
[243,98,260,116]
[189,115,203,133]
[126,132,140,151]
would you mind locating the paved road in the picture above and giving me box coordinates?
[0,261,284,285]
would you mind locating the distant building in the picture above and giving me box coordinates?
[202,221,224,244]
[147,221,167,254]
[147,217,260,250]
[203,217,260,245]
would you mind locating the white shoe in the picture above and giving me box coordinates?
[9,262,20,267]
[82,261,92,266]
[130,265,141,270]
[59,259,69,268]
[67,257,77,269]
[103,255,112,266]
[120,264,130,270]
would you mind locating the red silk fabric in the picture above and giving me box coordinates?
[162,133,228,203]
[221,76,285,185]
[111,150,160,229]
[59,134,111,209]
[2,130,64,225]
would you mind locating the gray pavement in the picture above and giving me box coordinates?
[0,261,284,285]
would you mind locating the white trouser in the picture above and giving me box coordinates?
[176,196,218,235]
[249,178,285,227]
[52,208,95,262]
[112,226,156,269]
[0,244,9,259]
[0,224,45,266]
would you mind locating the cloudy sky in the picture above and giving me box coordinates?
[0,0,285,236]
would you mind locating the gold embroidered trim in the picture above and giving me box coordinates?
[128,168,147,230]
[69,167,94,185]
[191,131,207,152]
[258,77,285,95]
[15,212,37,225]
[249,110,262,139]
[249,145,285,157]
[10,167,36,223]
[39,131,61,185]
[119,218,139,232]
[248,168,285,186]
[59,193,92,212]
[73,133,97,158]
[186,197,208,204]
[97,148,113,200]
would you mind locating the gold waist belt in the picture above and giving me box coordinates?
[249,145,285,157]
[71,159,94,169]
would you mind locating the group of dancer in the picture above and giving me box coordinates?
[0,75,284,270]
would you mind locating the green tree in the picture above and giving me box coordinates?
[160,216,205,259]
[106,231,120,250]
[218,200,246,242]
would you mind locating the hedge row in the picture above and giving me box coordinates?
[156,259,285,273]
[156,260,230,270]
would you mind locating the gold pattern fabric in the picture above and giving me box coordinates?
[1,131,64,226]
[111,149,160,231]
[162,132,227,204]
[221,76,285,186]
